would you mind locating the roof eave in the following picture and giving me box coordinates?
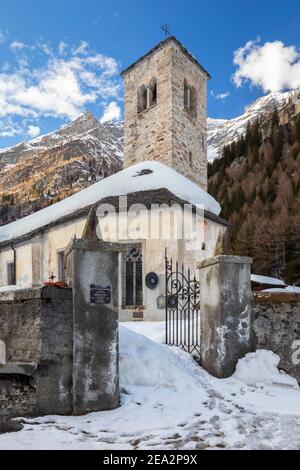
[0,189,226,249]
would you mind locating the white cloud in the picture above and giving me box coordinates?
[27,125,40,138]
[233,39,300,92]
[100,101,121,122]
[73,40,89,55]
[58,41,68,55]
[0,40,121,125]
[0,117,23,138]
[10,41,27,51]
[210,90,230,100]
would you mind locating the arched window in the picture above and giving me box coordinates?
[137,84,147,113]
[184,79,197,118]
[122,244,143,307]
[137,78,157,113]
[149,77,157,107]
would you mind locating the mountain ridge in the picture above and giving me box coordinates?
[0,113,123,224]
[207,90,299,161]
[0,89,299,226]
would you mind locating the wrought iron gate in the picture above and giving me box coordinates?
[165,252,201,361]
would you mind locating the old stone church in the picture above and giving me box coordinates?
[0,36,227,321]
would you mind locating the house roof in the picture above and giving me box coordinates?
[120,36,211,79]
[0,161,223,248]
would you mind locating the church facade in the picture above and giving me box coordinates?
[0,36,227,321]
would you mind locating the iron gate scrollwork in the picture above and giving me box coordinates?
[165,251,201,361]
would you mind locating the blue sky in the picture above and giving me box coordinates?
[0,0,300,148]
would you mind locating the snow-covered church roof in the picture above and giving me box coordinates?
[0,161,221,245]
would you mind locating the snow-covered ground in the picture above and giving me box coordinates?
[263,286,300,294]
[1,322,300,450]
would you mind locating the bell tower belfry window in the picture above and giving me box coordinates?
[137,77,157,113]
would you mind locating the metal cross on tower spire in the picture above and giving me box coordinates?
[161,24,171,39]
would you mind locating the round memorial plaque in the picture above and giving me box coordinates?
[145,272,159,289]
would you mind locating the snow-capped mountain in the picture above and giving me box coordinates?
[0,112,123,166]
[0,89,299,224]
[0,113,123,224]
[207,90,297,161]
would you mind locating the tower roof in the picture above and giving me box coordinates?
[120,36,211,79]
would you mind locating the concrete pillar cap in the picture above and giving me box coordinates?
[65,238,124,257]
[197,255,253,270]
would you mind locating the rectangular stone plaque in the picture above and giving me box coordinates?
[90,284,111,304]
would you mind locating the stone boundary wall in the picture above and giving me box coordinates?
[0,286,73,417]
[0,245,120,420]
[253,292,300,383]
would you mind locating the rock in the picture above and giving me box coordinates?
[0,418,23,434]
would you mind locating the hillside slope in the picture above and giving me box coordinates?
[208,94,300,284]
[207,90,299,161]
[0,113,123,224]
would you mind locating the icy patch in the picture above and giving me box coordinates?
[233,350,299,389]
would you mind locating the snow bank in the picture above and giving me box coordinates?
[122,321,165,343]
[119,325,200,391]
[2,325,300,449]
[251,274,286,286]
[0,161,221,244]
[262,286,300,294]
[233,350,299,389]
[0,285,25,292]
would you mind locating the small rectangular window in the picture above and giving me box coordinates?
[57,250,66,282]
[7,262,16,285]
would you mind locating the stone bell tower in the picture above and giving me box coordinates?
[121,36,210,190]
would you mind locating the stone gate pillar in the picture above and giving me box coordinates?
[66,239,122,415]
[197,255,253,378]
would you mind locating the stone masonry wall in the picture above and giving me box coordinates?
[123,38,208,190]
[0,286,73,417]
[171,45,207,190]
[123,42,173,169]
[0,289,42,363]
[253,292,300,383]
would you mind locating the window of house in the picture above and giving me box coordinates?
[122,244,143,307]
[0,340,5,365]
[7,262,16,285]
[57,250,66,282]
